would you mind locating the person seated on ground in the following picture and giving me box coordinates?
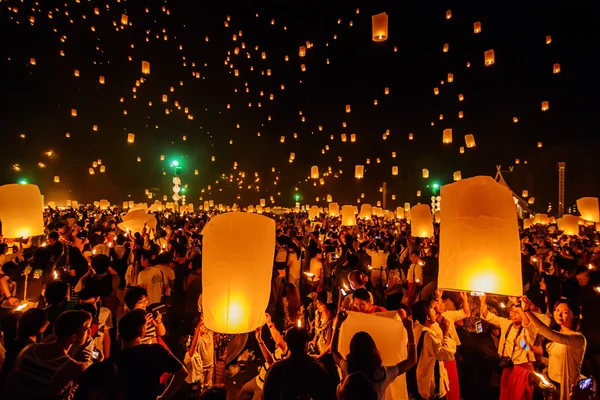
[112,309,187,400]
[351,288,387,314]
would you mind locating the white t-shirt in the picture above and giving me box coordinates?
[156,265,175,296]
[94,307,113,353]
[137,266,164,305]
[547,341,565,383]
[309,258,323,279]
[287,252,301,284]
[407,263,423,284]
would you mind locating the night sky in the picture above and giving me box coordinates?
[1,0,599,211]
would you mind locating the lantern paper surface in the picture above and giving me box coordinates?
[203,213,275,334]
[443,129,452,143]
[396,207,405,219]
[465,134,476,148]
[371,12,388,42]
[338,311,408,399]
[438,176,522,296]
[534,214,549,225]
[0,184,44,238]
[311,166,319,179]
[309,206,320,220]
[523,218,533,229]
[422,169,429,178]
[453,171,462,181]
[558,215,580,236]
[329,202,340,217]
[576,197,599,222]
[355,165,364,179]
[410,204,433,238]
[359,204,372,219]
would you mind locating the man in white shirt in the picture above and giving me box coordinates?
[365,242,388,288]
[308,249,324,286]
[136,250,164,305]
[411,300,456,400]
[407,251,423,306]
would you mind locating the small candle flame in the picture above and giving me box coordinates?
[500,302,506,308]
[41,242,47,247]
[297,319,302,328]
[92,249,96,255]
[53,271,58,280]
[533,372,553,388]
[15,303,28,311]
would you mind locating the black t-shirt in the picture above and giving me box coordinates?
[114,344,183,400]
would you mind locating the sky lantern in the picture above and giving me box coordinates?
[484,49,495,66]
[434,87,439,95]
[474,21,482,33]
[355,165,364,179]
[465,134,476,148]
[422,169,429,178]
[443,43,449,53]
[54,176,60,183]
[416,190,421,197]
[162,94,168,102]
[0,184,44,238]
[100,166,106,173]
[345,104,351,113]
[202,212,274,334]
[553,63,561,74]
[458,93,464,101]
[142,61,150,74]
[309,205,320,220]
[392,166,398,175]
[558,215,580,236]
[89,168,95,175]
[537,142,543,148]
[359,204,372,219]
[385,87,390,95]
[301,64,306,72]
[522,190,529,197]
[127,133,135,143]
[541,101,549,111]
[447,73,454,83]
[443,128,452,143]
[446,10,452,19]
[30,58,36,66]
[280,136,285,143]
[341,134,347,142]
[410,204,434,238]
[523,218,534,229]
[299,46,306,57]
[439,176,522,296]
[329,202,339,217]
[577,197,600,222]
[121,14,128,25]
[341,205,356,226]
[408,133,414,140]
[534,214,549,225]
[458,111,464,118]
[453,171,462,181]
[371,12,388,42]
[74,69,80,77]
[311,166,319,179]
[513,117,519,123]
[99,76,105,84]
[546,35,552,44]
[71,109,77,117]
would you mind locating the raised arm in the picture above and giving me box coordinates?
[522,297,585,346]
[331,310,348,375]
[395,317,417,374]
[265,313,287,353]
[255,327,275,366]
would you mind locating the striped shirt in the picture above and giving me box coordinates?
[256,347,289,389]
[141,315,158,344]
[11,343,76,400]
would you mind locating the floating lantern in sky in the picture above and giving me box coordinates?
[439,176,522,296]
[311,166,319,179]
[434,87,439,95]
[86,168,93,174]
[299,46,306,57]
[54,176,60,183]
[522,190,529,197]
[541,101,549,111]
[345,104,351,113]
[422,169,429,178]
[446,10,452,19]
[474,22,482,33]
[385,87,390,95]
[553,63,560,74]
[546,35,552,45]
[0,184,44,238]
[537,142,543,148]
[202,212,275,334]
[341,205,356,226]
[443,128,452,144]
[465,134,476,148]
[127,133,135,143]
[513,117,519,123]
[484,49,495,66]
[416,190,421,197]
[447,73,454,83]
[443,43,449,53]
[408,133,414,140]
[577,197,600,222]
[392,166,399,176]
[142,61,150,74]
[301,64,306,72]
[458,93,464,101]
[30,58,36,66]
[350,134,356,142]
[74,70,80,77]
[355,165,364,179]
[453,171,462,181]
[100,166,106,173]
[534,214,549,225]
[341,134,347,142]
[410,204,434,238]
[99,76,105,84]
[558,215,580,236]
[371,12,388,42]
[71,109,77,117]
[458,111,464,119]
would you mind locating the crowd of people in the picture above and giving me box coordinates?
[0,205,599,400]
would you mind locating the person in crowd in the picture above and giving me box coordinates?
[73,359,126,400]
[77,287,113,359]
[0,308,48,385]
[185,253,203,324]
[287,243,301,288]
[277,282,304,330]
[310,290,335,356]
[185,315,214,395]
[332,310,416,399]
[43,280,78,338]
[407,251,423,307]
[136,248,166,305]
[123,286,166,344]
[409,300,456,400]
[341,270,373,310]
[366,240,388,289]
[523,296,587,400]
[309,248,324,287]
[337,372,378,400]
[351,288,387,314]
[355,241,372,275]
[263,326,331,400]
[481,294,536,400]
[109,234,131,290]
[74,254,120,297]
[6,310,92,399]
[113,309,187,400]
[237,313,289,400]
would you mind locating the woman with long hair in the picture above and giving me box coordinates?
[280,282,303,330]
[332,311,416,400]
[522,296,586,400]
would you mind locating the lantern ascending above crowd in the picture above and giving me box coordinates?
[371,12,388,42]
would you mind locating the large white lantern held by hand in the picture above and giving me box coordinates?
[0,184,44,238]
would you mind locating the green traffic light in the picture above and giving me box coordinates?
[171,160,180,167]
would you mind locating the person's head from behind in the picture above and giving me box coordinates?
[0,243,8,255]
[45,280,69,306]
[54,310,92,345]
[338,372,378,400]
[91,254,110,275]
[285,326,308,354]
[348,270,366,290]
[347,332,382,380]
[17,308,49,339]
[575,266,591,287]
[412,300,435,326]
[124,287,148,310]
[410,250,420,264]
[553,297,579,330]
[1,261,20,281]
[47,231,59,245]
[352,288,373,313]
[118,309,147,342]
[139,249,154,268]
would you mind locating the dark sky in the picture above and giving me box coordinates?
[1,0,598,211]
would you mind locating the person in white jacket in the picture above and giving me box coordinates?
[410,300,457,400]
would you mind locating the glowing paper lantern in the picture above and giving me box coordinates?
[558,215,580,236]
[410,204,433,238]
[474,22,482,33]
[311,166,319,179]
[541,101,549,111]
[439,176,522,296]
[71,109,77,117]
[142,61,150,74]
[445,10,452,19]
[522,190,529,198]
[355,165,364,179]
[358,204,372,219]
[299,46,306,57]
[453,171,462,181]
[484,49,495,66]
[422,169,429,178]
[202,213,274,333]
[404,202,410,212]
[260,198,266,207]
[392,166,398,176]
[534,214,549,225]
[443,43,449,53]
[350,134,356,142]
[127,133,135,143]
[460,147,465,154]
[0,184,44,238]
[553,63,560,74]
[523,218,533,229]
[443,129,452,144]
[447,73,454,83]
[341,205,356,226]
[408,133,414,140]
[326,195,332,203]
[329,202,339,217]
[345,104,351,113]
[371,12,388,42]
[577,197,599,222]
[54,176,60,183]
[396,207,405,219]
[546,35,552,45]
[309,206,320,220]
[465,134,476,148]
[121,14,128,25]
